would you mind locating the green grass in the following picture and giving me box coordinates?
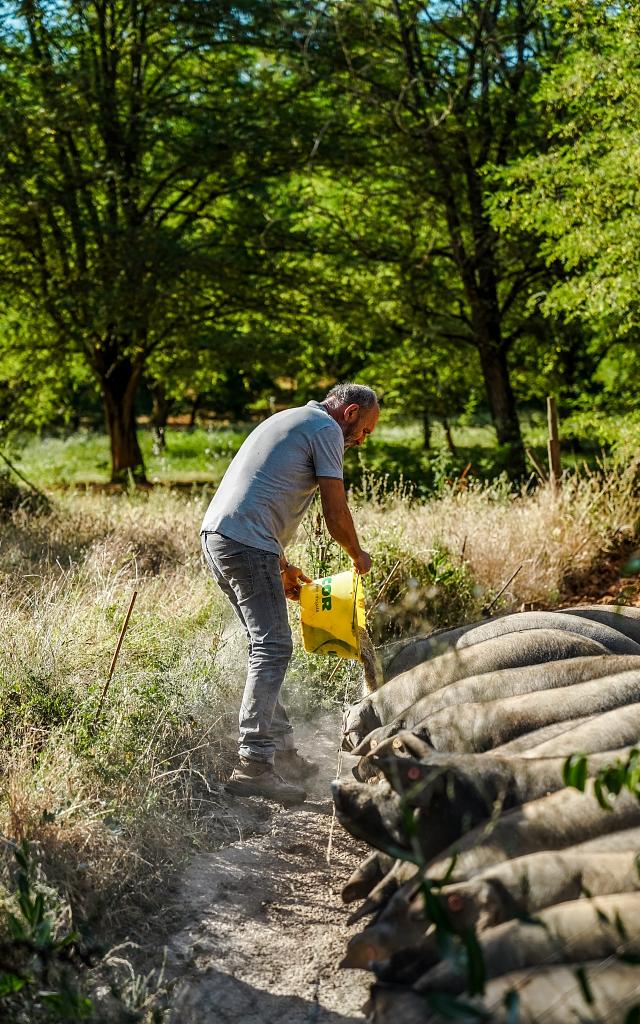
[7,426,249,486]
[6,408,639,491]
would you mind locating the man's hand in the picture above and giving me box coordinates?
[352,550,372,575]
[281,563,312,601]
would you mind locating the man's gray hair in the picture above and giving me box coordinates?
[323,382,378,410]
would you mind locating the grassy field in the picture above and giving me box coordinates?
[5,426,247,486]
[7,408,640,490]
[1,451,639,1019]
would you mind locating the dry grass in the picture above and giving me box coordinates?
[354,461,640,610]
[1,466,639,950]
[0,490,246,943]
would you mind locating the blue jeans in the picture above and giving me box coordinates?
[201,531,295,764]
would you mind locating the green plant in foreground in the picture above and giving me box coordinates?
[1,841,169,1023]
[0,839,93,1021]
[563,747,640,810]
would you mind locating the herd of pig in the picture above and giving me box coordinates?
[332,605,640,1022]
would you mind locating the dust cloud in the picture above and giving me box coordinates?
[358,628,384,694]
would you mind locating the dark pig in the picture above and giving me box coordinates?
[343,848,640,971]
[384,608,640,679]
[426,784,640,883]
[393,669,640,753]
[333,777,466,863]
[343,628,607,749]
[346,858,415,925]
[377,747,634,812]
[513,701,640,757]
[330,780,409,855]
[563,603,640,644]
[368,963,640,1023]
[342,850,395,904]
[336,747,633,861]
[416,892,640,994]
[464,962,640,1024]
[492,715,596,754]
[355,654,640,753]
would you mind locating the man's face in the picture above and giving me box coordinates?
[342,403,380,449]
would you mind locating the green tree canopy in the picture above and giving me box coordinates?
[294,0,559,475]
[0,0,318,480]
[493,1,640,367]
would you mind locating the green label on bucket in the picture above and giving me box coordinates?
[321,576,332,611]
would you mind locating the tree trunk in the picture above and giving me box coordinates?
[476,340,526,477]
[442,416,456,455]
[422,407,431,450]
[188,394,200,430]
[441,124,527,478]
[101,359,146,483]
[150,380,171,453]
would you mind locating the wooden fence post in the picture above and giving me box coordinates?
[547,395,561,490]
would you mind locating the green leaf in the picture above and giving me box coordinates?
[40,990,94,1020]
[7,911,28,941]
[436,853,460,888]
[601,764,625,796]
[462,928,486,996]
[33,892,45,926]
[33,918,53,947]
[17,873,31,900]
[15,841,31,873]
[420,882,450,930]
[55,930,80,951]
[401,803,419,841]
[615,910,629,942]
[594,777,613,811]
[562,753,588,790]
[0,972,27,998]
[18,891,36,927]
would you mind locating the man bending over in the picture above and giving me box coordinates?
[200,383,379,805]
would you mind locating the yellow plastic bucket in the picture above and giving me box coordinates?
[299,570,366,660]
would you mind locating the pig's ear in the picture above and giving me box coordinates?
[351,735,373,756]
[395,729,436,756]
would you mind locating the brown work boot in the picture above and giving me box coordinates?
[226,758,306,806]
[275,749,320,781]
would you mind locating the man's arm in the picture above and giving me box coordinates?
[317,477,372,574]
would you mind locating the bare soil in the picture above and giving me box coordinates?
[164,717,371,1024]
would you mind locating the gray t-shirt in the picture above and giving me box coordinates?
[200,401,344,555]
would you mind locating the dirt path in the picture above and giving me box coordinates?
[165,719,371,1024]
